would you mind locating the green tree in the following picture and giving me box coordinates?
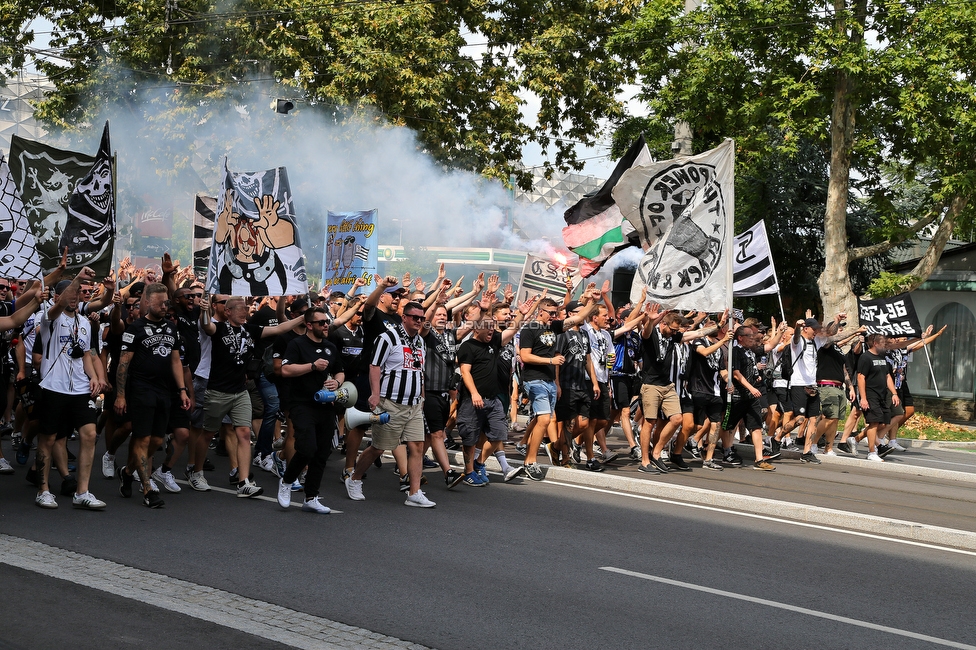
[611,0,976,323]
[3,0,642,188]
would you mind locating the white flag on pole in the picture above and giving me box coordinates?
[611,140,735,311]
[733,220,780,297]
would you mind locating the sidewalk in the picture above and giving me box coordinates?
[472,424,976,551]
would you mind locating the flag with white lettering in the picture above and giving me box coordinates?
[193,194,217,279]
[733,220,780,297]
[0,155,43,279]
[205,159,309,297]
[857,293,922,337]
[612,140,735,310]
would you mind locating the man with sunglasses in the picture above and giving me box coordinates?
[276,306,344,512]
[100,292,142,479]
[345,300,434,507]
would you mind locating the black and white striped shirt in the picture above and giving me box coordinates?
[371,328,426,406]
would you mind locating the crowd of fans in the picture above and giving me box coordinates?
[0,252,947,512]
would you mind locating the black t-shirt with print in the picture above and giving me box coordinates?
[456,331,501,400]
[518,319,566,383]
[207,321,264,393]
[731,344,761,398]
[857,351,892,398]
[120,316,180,394]
[496,338,517,396]
[554,328,591,391]
[641,326,683,386]
[175,306,201,373]
[688,338,725,396]
[328,324,365,380]
[281,334,344,404]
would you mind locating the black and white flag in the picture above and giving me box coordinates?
[0,155,43,279]
[857,293,922,337]
[193,194,217,279]
[60,122,115,276]
[732,220,780,297]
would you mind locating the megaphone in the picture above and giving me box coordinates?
[345,407,391,429]
[313,381,358,407]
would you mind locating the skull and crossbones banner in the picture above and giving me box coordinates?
[205,158,309,297]
[60,122,116,276]
[7,134,95,272]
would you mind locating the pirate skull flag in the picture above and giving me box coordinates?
[205,158,309,296]
[0,155,43,279]
[59,122,115,276]
[612,139,735,311]
[7,134,94,272]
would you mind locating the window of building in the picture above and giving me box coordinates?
[909,302,976,398]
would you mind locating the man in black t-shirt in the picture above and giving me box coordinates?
[857,333,899,462]
[725,326,774,471]
[100,293,141,479]
[688,323,731,470]
[200,296,302,498]
[115,283,191,508]
[554,303,599,470]
[277,307,344,513]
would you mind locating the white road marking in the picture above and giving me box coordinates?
[901,457,976,470]
[0,534,423,650]
[174,479,343,513]
[602,566,976,649]
[545,480,976,558]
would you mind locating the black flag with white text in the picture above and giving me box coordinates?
[857,293,922,337]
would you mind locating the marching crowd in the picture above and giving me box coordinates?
[0,252,948,512]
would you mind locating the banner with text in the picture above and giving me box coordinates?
[857,293,922,337]
[515,253,582,305]
[322,210,378,293]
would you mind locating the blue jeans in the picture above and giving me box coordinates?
[254,374,280,457]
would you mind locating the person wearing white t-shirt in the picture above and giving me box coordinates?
[34,268,114,510]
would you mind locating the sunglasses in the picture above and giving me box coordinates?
[542,310,557,316]
[403,313,426,321]
[0,285,9,290]
[80,289,94,294]
[214,300,228,305]
[310,319,329,325]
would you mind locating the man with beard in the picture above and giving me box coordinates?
[114,283,192,508]
[857,333,900,462]
[725,326,776,471]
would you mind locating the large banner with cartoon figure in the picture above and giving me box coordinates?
[204,159,309,296]
[7,134,95,272]
[322,209,377,293]
[60,122,116,276]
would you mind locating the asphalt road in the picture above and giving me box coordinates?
[2,438,975,650]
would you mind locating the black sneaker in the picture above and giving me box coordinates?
[686,443,702,460]
[571,442,582,465]
[60,474,78,497]
[877,443,894,458]
[770,438,781,455]
[524,463,545,481]
[650,456,670,473]
[723,450,743,466]
[637,463,660,474]
[800,452,822,464]
[701,459,724,471]
[670,454,692,472]
[584,458,604,472]
[445,469,464,490]
[119,470,134,498]
[202,457,216,472]
[446,440,462,451]
[837,439,854,455]
[762,447,781,461]
[629,446,642,461]
[228,468,239,485]
[143,490,165,508]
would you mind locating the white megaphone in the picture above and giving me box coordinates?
[345,407,391,429]
[313,381,358,407]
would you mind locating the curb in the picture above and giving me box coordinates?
[456,452,976,551]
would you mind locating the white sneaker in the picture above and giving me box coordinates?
[277,478,291,509]
[824,450,837,457]
[344,476,365,501]
[889,440,907,452]
[866,452,884,462]
[188,471,211,492]
[404,489,436,508]
[152,467,181,493]
[252,453,264,467]
[0,457,13,474]
[72,491,106,510]
[259,454,275,472]
[301,496,331,513]
[132,473,160,493]
[101,452,115,478]
[35,491,58,509]
[236,478,264,498]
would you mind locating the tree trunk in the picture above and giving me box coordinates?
[818,0,866,325]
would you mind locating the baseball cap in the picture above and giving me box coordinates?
[566,300,582,313]
[385,286,407,295]
[803,318,821,329]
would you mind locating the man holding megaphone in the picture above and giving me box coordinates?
[277,306,345,513]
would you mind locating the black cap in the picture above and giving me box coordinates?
[566,300,582,313]
[54,280,72,295]
[803,318,821,329]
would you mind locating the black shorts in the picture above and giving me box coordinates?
[692,393,725,427]
[169,392,191,430]
[680,394,695,415]
[16,375,42,422]
[556,388,592,423]
[588,382,611,421]
[790,385,821,418]
[774,387,793,414]
[423,391,452,433]
[39,389,97,439]
[863,392,891,424]
[898,382,914,408]
[724,396,764,431]
[610,375,638,411]
[130,390,172,439]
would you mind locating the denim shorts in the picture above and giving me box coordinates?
[524,379,557,416]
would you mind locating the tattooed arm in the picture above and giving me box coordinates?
[114,351,134,414]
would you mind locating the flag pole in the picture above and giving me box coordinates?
[725,139,735,394]
[776,291,786,323]
[922,343,940,398]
